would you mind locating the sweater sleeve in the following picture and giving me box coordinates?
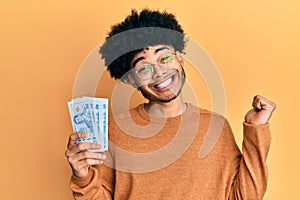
[229,122,271,200]
[70,152,115,200]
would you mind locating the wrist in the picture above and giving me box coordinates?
[71,167,94,188]
[73,166,90,179]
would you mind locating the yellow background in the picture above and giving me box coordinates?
[1,0,299,199]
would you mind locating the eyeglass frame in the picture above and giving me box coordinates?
[133,52,178,80]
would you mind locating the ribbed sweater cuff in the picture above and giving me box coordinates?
[243,122,270,133]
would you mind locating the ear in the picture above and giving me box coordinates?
[175,51,184,67]
[128,74,139,89]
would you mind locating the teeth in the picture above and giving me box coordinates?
[157,78,172,88]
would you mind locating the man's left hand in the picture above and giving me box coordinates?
[245,95,276,125]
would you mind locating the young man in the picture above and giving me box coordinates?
[65,9,276,199]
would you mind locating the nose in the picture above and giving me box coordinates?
[152,63,168,79]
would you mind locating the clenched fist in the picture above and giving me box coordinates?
[245,95,276,125]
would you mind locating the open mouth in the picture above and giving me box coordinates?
[151,74,176,91]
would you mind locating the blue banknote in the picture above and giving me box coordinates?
[67,97,108,152]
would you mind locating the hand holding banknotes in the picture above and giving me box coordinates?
[65,97,109,178]
[65,132,107,178]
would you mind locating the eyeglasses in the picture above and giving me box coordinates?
[134,52,177,80]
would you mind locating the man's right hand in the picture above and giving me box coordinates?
[65,132,107,178]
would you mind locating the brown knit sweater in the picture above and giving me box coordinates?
[70,103,271,200]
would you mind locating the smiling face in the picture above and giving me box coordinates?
[128,45,186,103]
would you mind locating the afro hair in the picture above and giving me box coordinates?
[99,8,187,83]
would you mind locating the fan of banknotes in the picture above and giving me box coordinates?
[67,97,108,152]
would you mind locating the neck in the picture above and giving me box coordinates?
[144,95,187,118]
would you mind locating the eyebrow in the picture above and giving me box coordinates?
[132,56,145,68]
[131,46,170,68]
[155,46,170,53]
